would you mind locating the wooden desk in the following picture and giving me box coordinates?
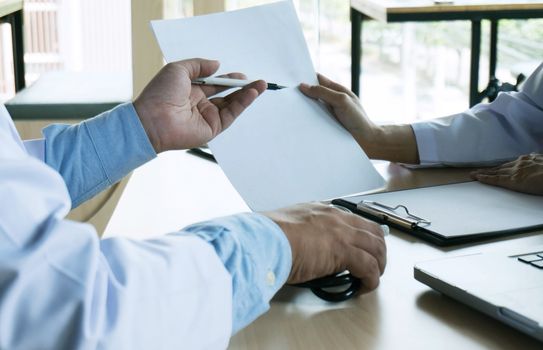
[0,0,24,91]
[104,151,543,349]
[350,0,543,106]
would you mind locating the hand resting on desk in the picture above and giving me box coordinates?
[471,153,543,195]
[264,203,387,292]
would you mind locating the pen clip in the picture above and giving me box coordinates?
[356,200,431,229]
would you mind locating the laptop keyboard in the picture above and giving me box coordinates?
[517,252,543,269]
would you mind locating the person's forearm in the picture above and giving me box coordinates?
[43,103,156,207]
[408,63,543,167]
[356,124,419,164]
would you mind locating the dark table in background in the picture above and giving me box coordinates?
[350,0,543,107]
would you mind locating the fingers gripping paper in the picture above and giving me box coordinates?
[151,1,384,211]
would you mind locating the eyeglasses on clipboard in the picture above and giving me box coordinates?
[292,271,362,302]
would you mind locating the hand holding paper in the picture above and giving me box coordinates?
[300,74,420,164]
[134,58,266,153]
[151,1,384,211]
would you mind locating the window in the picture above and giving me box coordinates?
[226,0,543,123]
[0,0,130,102]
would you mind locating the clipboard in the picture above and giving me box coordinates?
[332,181,543,246]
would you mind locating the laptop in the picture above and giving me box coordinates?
[414,245,543,342]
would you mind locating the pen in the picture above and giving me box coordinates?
[188,147,216,163]
[192,77,286,90]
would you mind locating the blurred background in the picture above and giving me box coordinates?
[1,0,541,123]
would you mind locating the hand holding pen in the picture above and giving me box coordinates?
[134,58,268,153]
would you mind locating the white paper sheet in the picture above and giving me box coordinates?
[151,1,384,211]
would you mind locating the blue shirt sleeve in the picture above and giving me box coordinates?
[182,213,292,334]
[42,103,156,208]
[36,102,293,336]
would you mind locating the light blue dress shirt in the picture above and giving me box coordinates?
[0,102,291,349]
[412,62,543,166]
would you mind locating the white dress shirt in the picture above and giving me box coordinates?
[412,62,543,166]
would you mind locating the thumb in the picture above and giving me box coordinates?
[175,58,220,79]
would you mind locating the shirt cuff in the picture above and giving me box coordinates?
[83,102,156,185]
[179,212,291,334]
[411,122,442,167]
